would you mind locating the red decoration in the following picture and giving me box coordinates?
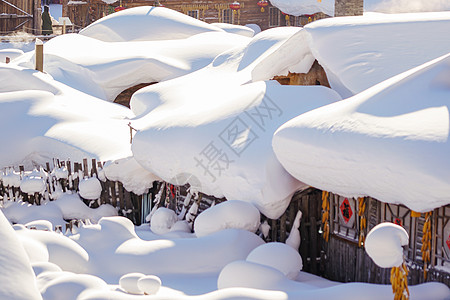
[394,218,402,226]
[340,198,353,224]
[229,1,241,10]
[257,0,268,12]
[114,6,125,12]
[446,233,450,250]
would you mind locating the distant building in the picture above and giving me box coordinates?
[60,0,347,31]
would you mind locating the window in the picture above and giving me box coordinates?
[187,10,199,19]
[222,9,232,24]
[269,7,279,27]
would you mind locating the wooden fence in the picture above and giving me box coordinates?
[0,0,41,34]
[261,188,450,286]
[0,158,143,225]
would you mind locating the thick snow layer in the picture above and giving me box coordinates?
[304,12,450,97]
[79,6,223,42]
[131,27,340,219]
[273,53,450,212]
[365,0,450,14]
[246,242,302,279]
[150,207,178,235]
[103,157,160,195]
[0,211,42,300]
[217,260,449,300]
[20,172,46,194]
[194,200,260,237]
[37,271,109,300]
[365,222,409,268]
[0,48,24,62]
[14,32,249,101]
[212,23,255,37]
[270,0,334,16]
[79,177,102,200]
[2,193,117,227]
[14,224,90,273]
[0,64,133,168]
[69,216,264,281]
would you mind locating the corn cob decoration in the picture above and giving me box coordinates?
[358,197,367,247]
[391,261,409,300]
[421,211,432,280]
[321,191,330,242]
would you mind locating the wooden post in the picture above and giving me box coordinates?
[5,57,10,64]
[34,0,42,35]
[62,20,66,34]
[35,38,43,72]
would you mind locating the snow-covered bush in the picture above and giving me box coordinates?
[194,200,260,237]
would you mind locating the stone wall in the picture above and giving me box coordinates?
[334,0,364,17]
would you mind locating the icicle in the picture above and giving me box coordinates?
[286,210,302,251]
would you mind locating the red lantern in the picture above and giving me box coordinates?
[114,6,125,12]
[257,0,268,12]
[229,1,241,11]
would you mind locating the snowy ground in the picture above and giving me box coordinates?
[0,5,450,300]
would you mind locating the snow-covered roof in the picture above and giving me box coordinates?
[273,53,450,212]
[303,11,450,98]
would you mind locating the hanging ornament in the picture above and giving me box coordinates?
[114,5,125,12]
[257,0,268,12]
[229,1,241,14]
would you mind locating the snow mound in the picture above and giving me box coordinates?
[0,211,42,300]
[246,242,302,279]
[365,222,409,268]
[218,260,287,290]
[304,12,450,97]
[150,207,178,235]
[79,177,102,200]
[273,53,450,212]
[119,272,145,294]
[32,261,63,277]
[212,23,255,37]
[0,48,24,62]
[71,216,264,280]
[79,6,223,42]
[37,271,108,300]
[270,0,334,16]
[137,275,162,295]
[14,225,90,273]
[194,200,260,237]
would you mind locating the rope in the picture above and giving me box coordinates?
[358,197,366,247]
[421,211,432,280]
[391,261,409,300]
[321,190,330,242]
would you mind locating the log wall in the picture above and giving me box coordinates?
[0,0,41,34]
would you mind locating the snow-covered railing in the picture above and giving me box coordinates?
[0,158,141,224]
